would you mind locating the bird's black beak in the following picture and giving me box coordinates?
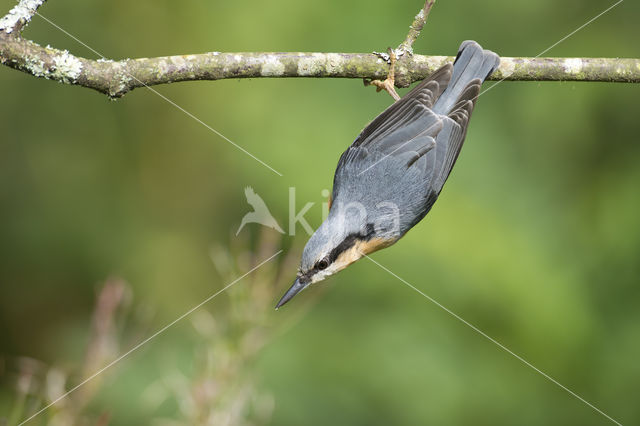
[275,278,307,309]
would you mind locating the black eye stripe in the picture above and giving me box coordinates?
[325,224,376,265]
[306,224,376,276]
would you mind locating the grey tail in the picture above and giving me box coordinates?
[433,40,500,115]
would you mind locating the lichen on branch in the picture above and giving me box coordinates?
[0,0,46,34]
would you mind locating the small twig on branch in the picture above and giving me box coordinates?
[1,0,639,100]
[364,0,436,98]
[397,0,436,57]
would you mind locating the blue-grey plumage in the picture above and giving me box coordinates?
[276,40,500,309]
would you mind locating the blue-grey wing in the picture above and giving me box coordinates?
[333,40,499,218]
[338,46,497,184]
[427,80,482,194]
[337,64,453,171]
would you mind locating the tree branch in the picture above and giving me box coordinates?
[1,0,639,99]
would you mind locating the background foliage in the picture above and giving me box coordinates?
[1,0,639,424]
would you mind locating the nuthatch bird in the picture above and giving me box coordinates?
[276,41,500,308]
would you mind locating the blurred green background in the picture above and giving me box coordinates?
[1,0,639,424]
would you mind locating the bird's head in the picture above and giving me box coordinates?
[275,202,394,308]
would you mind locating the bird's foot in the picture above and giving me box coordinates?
[364,48,401,101]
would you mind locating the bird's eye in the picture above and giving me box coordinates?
[317,259,329,270]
